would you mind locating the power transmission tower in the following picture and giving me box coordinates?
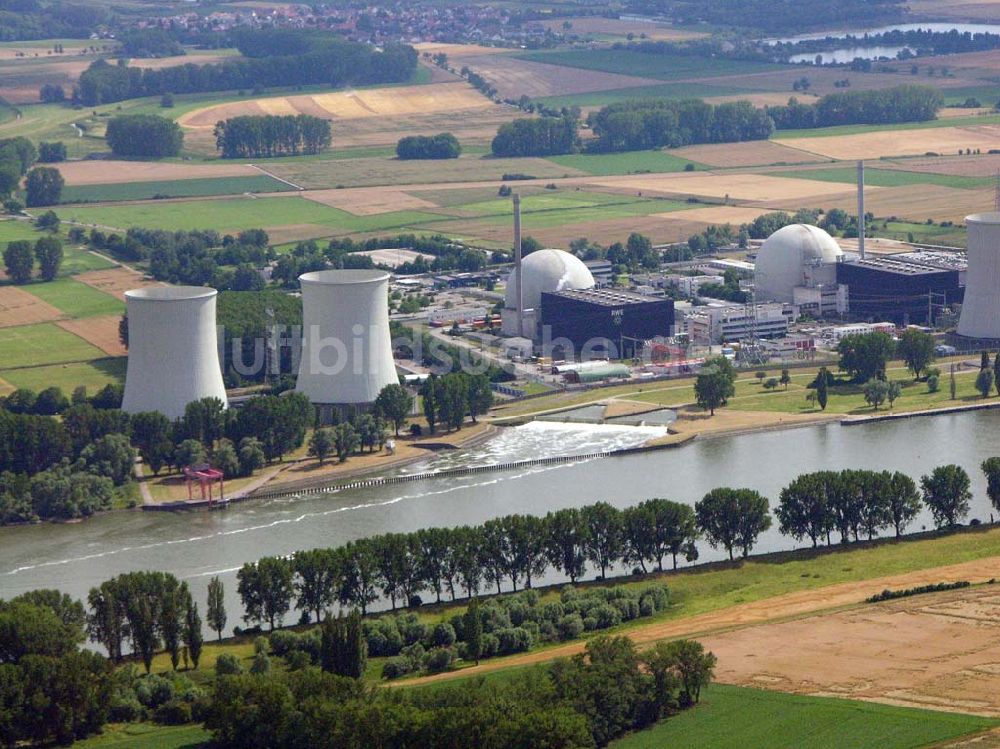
[740,270,766,366]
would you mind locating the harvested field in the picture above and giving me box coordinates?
[670,140,822,167]
[413,43,514,58]
[705,68,966,97]
[655,205,778,226]
[0,286,63,328]
[178,83,493,129]
[56,315,127,356]
[702,586,1000,717]
[589,172,865,202]
[302,188,438,215]
[458,54,659,99]
[881,153,1000,177]
[56,160,257,186]
[703,92,812,108]
[133,53,242,70]
[539,16,706,40]
[0,57,93,104]
[779,124,1000,160]
[818,184,992,224]
[74,268,162,301]
[439,213,693,247]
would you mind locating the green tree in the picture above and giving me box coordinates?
[837,332,895,382]
[696,487,772,560]
[660,639,717,705]
[921,464,972,528]
[466,374,494,423]
[374,383,412,436]
[581,502,624,580]
[34,209,59,232]
[3,240,33,284]
[886,380,902,409]
[174,438,206,469]
[333,422,359,462]
[950,365,957,400]
[106,114,183,158]
[308,427,334,464]
[292,548,340,623]
[24,166,63,207]
[206,575,227,642]
[777,472,833,547]
[421,376,439,434]
[779,368,791,389]
[184,600,203,669]
[237,556,294,631]
[320,610,366,678]
[816,366,829,410]
[544,508,589,583]
[983,458,1000,516]
[897,328,935,379]
[863,378,889,410]
[694,357,736,416]
[129,411,172,475]
[977,368,994,398]
[464,596,482,665]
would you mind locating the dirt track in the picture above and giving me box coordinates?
[401,556,1000,688]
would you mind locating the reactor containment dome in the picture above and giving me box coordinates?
[501,249,595,338]
[957,213,1000,339]
[295,269,398,410]
[755,223,843,304]
[121,286,228,420]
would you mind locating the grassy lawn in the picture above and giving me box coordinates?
[60,245,119,275]
[611,685,997,749]
[470,196,692,228]
[60,175,297,204]
[24,277,123,317]
[0,356,125,392]
[75,723,209,749]
[784,166,991,190]
[537,81,771,109]
[774,113,1000,139]
[547,150,704,176]
[0,322,104,368]
[0,218,43,244]
[881,220,966,247]
[517,49,781,81]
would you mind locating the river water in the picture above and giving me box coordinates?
[3,410,1000,628]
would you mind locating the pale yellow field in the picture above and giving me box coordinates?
[179,82,493,129]
[670,140,819,167]
[539,16,706,40]
[589,172,866,203]
[779,124,1000,160]
[654,205,778,225]
[302,188,439,215]
[56,160,259,186]
[413,42,515,58]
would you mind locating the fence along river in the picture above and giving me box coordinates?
[3,412,1000,634]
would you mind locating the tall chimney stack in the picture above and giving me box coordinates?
[857,160,866,260]
[513,193,523,336]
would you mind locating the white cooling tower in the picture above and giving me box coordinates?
[295,269,398,406]
[957,213,1000,339]
[121,286,228,420]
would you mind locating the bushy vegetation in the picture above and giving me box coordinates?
[767,85,943,129]
[75,32,417,105]
[396,132,461,160]
[866,580,971,603]
[491,115,580,157]
[214,115,331,159]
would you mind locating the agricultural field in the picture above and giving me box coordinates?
[515,49,782,83]
[61,175,297,204]
[783,166,992,189]
[779,122,1000,160]
[546,150,704,176]
[612,685,997,749]
[538,16,707,42]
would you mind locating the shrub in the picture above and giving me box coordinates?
[497,627,533,655]
[215,653,243,675]
[254,636,269,655]
[382,657,411,680]
[397,614,427,646]
[286,650,311,671]
[154,700,192,725]
[250,652,271,674]
[424,647,454,673]
[538,601,565,623]
[268,629,299,656]
[590,603,623,630]
[431,622,456,648]
[109,697,144,723]
[135,675,174,709]
[480,633,499,658]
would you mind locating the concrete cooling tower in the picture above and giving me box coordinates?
[957,213,1000,339]
[295,269,398,409]
[121,286,228,420]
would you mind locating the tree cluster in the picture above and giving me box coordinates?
[588,98,774,152]
[105,114,184,159]
[214,114,331,159]
[207,634,714,749]
[837,331,895,382]
[0,0,108,41]
[2,235,63,283]
[419,372,494,434]
[119,28,184,58]
[0,136,36,198]
[75,37,417,106]
[491,115,579,157]
[766,85,943,129]
[395,132,461,160]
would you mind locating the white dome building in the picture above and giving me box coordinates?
[755,224,843,304]
[502,249,595,338]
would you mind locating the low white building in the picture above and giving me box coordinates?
[684,302,795,345]
[792,283,849,317]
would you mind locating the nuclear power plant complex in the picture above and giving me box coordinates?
[121,286,228,420]
[295,269,398,417]
[957,213,1000,340]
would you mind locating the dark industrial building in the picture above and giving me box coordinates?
[540,288,674,359]
[837,255,965,325]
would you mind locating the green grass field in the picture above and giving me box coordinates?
[0,357,125,393]
[536,80,770,109]
[611,685,996,749]
[517,49,781,81]
[75,723,209,749]
[0,218,44,244]
[785,166,991,190]
[60,175,297,204]
[24,277,123,318]
[547,150,704,176]
[59,195,443,235]
[60,246,118,275]
[881,220,966,247]
[0,322,104,369]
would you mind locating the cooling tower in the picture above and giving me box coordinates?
[295,269,397,407]
[121,286,228,420]
[957,213,1000,339]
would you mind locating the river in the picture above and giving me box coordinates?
[3,410,1000,629]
